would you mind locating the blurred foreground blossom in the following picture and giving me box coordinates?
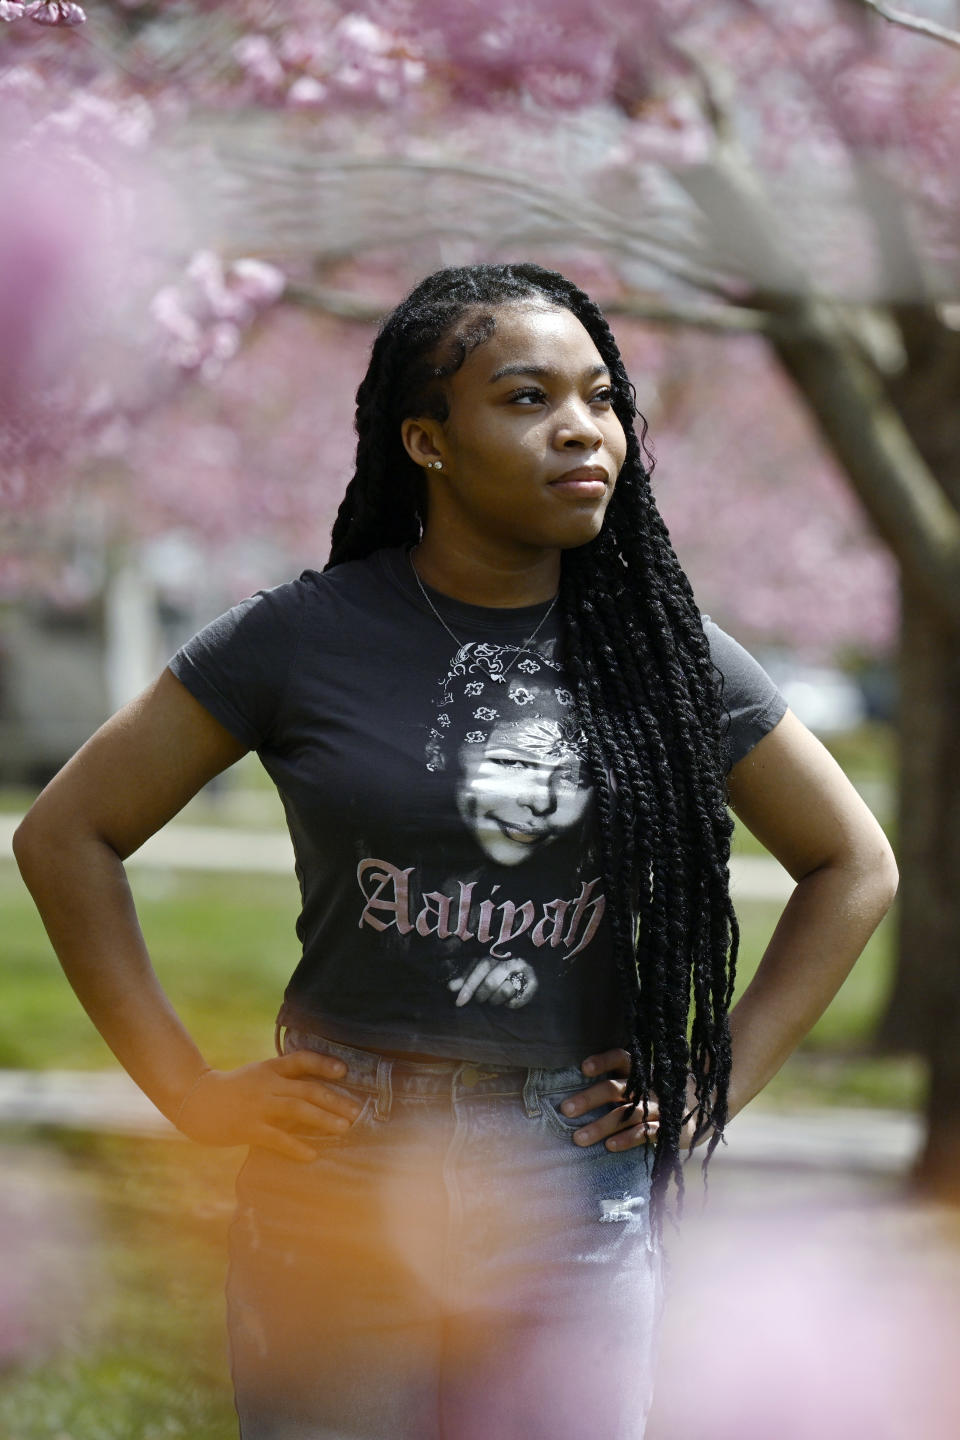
[0,72,287,509]
[652,1195,960,1439]
[226,6,428,110]
[33,1,85,23]
[149,251,286,381]
[4,1,87,24]
[0,79,184,495]
[0,1145,103,1365]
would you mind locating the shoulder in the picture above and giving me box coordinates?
[701,615,788,771]
[165,571,325,749]
[189,555,387,639]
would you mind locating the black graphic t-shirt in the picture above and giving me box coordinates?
[168,546,788,1066]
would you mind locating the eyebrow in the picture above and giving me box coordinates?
[487,362,611,385]
[486,744,565,763]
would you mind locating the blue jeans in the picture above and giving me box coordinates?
[226,1030,664,1440]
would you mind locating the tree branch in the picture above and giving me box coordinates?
[771,297,960,629]
[854,0,960,52]
[172,117,741,297]
[283,283,386,323]
[282,281,782,336]
[597,296,777,334]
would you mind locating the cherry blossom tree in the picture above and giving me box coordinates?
[0,5,897,655]
[3,0,960,1190]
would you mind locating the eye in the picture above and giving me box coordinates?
[590,387,614,406]
[507,386,548,405]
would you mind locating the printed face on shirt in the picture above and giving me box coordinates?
[456,715,591,866]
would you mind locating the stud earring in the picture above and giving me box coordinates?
[428,459,443,470]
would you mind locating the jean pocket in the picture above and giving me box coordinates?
[291,1084,376,1146]
[539,1091,614,1142]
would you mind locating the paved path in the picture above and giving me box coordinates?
[0,1066,923,1175]
[0,814,795,898]
[4,813,903,1171]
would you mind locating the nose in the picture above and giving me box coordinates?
[553,397,604,451]
[519,775,556,818]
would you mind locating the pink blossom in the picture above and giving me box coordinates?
[277,29,328,70]
[185,249,253,323]
[147,253,286,380]
[0,1146,102,1365]
[23,0,85,24]
[232,34,286,92]
[199,320,243,381]
[229,259,286,308]
[150,287,202,351]
[653,1199,960,1439]
[38,90,155,148]
[287,75,328,108]
[0,0,952,648]
[643,325,897,660]
[332,14,394,57]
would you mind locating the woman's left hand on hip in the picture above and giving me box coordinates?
[565,1048,700,1151]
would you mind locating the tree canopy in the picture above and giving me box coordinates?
[8,0,959,654]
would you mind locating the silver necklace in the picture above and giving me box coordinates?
[409,551,558,683]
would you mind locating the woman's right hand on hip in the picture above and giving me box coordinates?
[173,1050,362,1160]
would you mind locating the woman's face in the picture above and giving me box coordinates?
[456,716,591,866]
[405,302,628,555]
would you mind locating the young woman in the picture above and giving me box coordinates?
[14,263,898,1439]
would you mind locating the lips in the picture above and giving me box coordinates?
[553,466,608,483]
[549,465,608,498]
[493,818,545,845]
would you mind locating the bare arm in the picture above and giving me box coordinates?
[564,707,899,1148]
[13,668,360,1156]
[721,706,899,1118]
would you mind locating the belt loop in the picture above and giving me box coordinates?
[375,1058,393,1121]
[522,1067,542,1118]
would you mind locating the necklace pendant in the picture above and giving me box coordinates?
[490,672,507,683]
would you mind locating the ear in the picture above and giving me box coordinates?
[401,417,446,472]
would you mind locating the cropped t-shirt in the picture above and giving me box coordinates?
[168,546,787,1066]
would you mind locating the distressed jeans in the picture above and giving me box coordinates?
[226,1029,664,1440]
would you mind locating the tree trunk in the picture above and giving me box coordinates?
[877,580,960,1192]
[769,301,960,1195]
[880,314,960,1191]
[887,580,960,1191]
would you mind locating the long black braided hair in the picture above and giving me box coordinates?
[326,262,737,1226]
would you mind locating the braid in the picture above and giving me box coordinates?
[326,263,738,1231]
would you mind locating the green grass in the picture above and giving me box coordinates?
[0,758,915,1438]
[0,785,43,816]
[730,897,918,1110]
[0,866,300,1071]
[728,719,896,859]
[821,719,898,784]
[734,901,894,1050]
[0,1131,240,1439]
[3,851,905,1102]
[2,753,288,829]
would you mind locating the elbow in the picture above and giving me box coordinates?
[859,831,898,916]
[879,840,899,908]
[811,830,899,917]
[13,804,75,883]
[12,812,46,884]
[12,814,34,865]
[14,802,121,883]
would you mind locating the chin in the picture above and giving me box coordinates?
[480,842,542,867]
[550,508,611,551]
[476,828,546,867]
